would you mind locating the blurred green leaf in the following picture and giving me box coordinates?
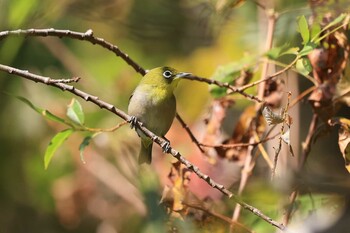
[266,44,299,60]
[44,129,74,169]
[79,132,100,164]
[296,57,312,76]
[299,42,317,56]
[297,15,310,44]
[310,24,321,44]
[13,95,68,125]
[67,98,85,126]
[210,61,253,98]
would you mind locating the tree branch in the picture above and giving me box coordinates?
[0,28,146,75]
[182,75,264,103]
[175,113,205,153]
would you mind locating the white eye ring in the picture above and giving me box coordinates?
[163,70,172,79]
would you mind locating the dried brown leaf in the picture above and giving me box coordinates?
[329,118,350,172]
[262,106,284,125]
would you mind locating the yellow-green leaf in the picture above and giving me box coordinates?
[67,98,85,126]
[299,42,317,57]
[296,57,312,76]
[266,44,299,60]
[44,129,74,169]
[297,15,310,44]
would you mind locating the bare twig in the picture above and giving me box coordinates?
[200,134,278,149]
[0,63,288,231]
[254,131,274,169]
[82,121,128,133]
[182,201,252,232]
[175,113,205,153]
[238,56,299,92]
[282,114,318,225]
[182,75,264,103]
[0,28,146,75]
[48,77,81,83]
[290,86,316,108]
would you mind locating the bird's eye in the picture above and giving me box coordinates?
[163,70,172,79]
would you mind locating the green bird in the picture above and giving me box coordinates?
[128,66,190,164]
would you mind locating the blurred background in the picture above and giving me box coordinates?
[0,0,350,232]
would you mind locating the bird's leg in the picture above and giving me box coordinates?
[161,137,171,153]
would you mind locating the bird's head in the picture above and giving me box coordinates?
[141,66,191,89]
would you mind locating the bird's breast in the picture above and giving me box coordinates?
[128,85,176,136]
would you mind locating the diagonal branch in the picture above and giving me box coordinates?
[175,113,205,153]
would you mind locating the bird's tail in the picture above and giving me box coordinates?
[139,139,152,164]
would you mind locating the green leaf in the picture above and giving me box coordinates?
[44,129,74,169]
[79,132,100,164]
[67,98,85,126]
[266,44,299,60]
[299,42,317,56]
[210,63,241,98]
[13,95,67,124]
[310,23,321,44]
[210,60,255,98]
[297,15,310,44]
[296,57,312,76]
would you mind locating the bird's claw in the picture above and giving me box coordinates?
[161,140,171,153]
[129,116,138,129]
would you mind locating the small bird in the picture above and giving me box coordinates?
[128,66,190,164]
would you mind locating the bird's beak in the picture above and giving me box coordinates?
[174,72,191,79]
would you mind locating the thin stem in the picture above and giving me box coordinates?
[199,134,277,149]
[182,201,253,232]
[175,113,205,153]
[182,75,264,103]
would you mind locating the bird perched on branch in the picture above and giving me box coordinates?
[128,66,190,164]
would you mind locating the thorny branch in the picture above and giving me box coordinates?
[0,63,288,231]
